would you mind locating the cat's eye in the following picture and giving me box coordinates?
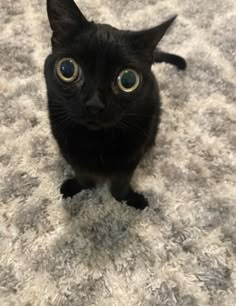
[117,69,140,93]
[56,58,80,83]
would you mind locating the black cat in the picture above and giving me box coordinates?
[44,0,186,210]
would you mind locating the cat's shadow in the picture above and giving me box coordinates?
[55,177,160,272]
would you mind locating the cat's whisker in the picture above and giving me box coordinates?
[126,112,155,119]
[118,120,139,137]
[120,119,149,138]
[50,110,76,128]
[48,102,76,124]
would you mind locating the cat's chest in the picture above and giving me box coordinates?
[67,129,134,156]
[59,128,145,174]
[51,119,152,175]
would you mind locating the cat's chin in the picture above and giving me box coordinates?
[85,125,102,131]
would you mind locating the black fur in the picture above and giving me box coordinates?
[44,0,186,209]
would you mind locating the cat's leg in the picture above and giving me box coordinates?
[60,173,95,199]
[110,174,148,210]
[153,48,187,70]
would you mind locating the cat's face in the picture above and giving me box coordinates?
[45,0,175,130]
[45,24,155,130]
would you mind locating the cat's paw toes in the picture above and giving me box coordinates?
[125,190,149,210]
[60,178,82,199]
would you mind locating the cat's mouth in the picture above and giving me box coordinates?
[81,118,119,131]
[82,120,104,130]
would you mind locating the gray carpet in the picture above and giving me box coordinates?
[1,0,236,305]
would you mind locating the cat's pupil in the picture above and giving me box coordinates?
[60,60,75,78]
[121,70,137,89]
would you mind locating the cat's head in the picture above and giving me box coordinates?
[45,0,176,130]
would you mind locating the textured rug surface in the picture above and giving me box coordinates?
[1,0,236,305]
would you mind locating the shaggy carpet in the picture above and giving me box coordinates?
[0,0,236,305]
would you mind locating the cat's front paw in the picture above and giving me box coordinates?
[125,189,149,210]
[60,178,82,199]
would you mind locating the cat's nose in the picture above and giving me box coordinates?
[85,96,105,115]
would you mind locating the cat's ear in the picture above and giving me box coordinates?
[47,0,90,42]
[128,16,177,56]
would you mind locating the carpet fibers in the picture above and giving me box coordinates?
[0,0,236,305]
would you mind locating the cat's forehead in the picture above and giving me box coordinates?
[95,24,121,42]
[73,24,125,55]
[55,24,142,71]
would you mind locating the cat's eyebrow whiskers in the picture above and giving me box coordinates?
[61,82,82,93]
